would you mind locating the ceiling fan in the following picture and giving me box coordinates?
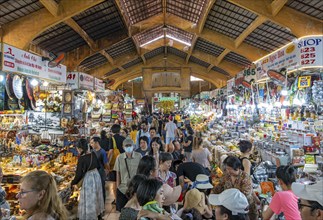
[42,52,65,68]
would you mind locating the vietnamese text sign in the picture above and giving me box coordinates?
[255,42,298,80]
[1,43,66,83]
[94,78,105,92]
[79,72,94,90]
[255,36,323,81]
[66,72,79,90]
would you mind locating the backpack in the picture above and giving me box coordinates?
[109,137,120,169]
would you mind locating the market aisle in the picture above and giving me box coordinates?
[104,181,120,220]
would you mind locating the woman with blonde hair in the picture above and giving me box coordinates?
[191,136,212,170]
[17,170,68,220]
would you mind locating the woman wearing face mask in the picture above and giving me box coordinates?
[262,165,301,220]
[71,138,104,220]
[114,138,142,212]
[18,170,68,220]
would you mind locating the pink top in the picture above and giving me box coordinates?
[269,190,301,220]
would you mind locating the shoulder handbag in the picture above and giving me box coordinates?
[109,137,120,168]
[77,153,93,188]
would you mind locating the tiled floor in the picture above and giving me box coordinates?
[103,181,120,220]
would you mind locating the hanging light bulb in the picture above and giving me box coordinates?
[31,79,39,86]
[281,89,288,96]
[0,75,4,82]
[43,81,49,86]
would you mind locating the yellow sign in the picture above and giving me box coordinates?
[298,76,311,88]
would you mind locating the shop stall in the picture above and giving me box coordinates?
[209,36,323,184]
[0,43,80,216]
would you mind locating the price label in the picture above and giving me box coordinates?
[298,76,311,88]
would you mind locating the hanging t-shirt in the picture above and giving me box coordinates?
[269,190,301,220]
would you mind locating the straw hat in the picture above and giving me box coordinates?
[184,188,207,214]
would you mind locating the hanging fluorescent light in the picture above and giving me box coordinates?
[0,75,4,82]
[140,35,164,47]
[166,35,191,46]
[31,79,39,86]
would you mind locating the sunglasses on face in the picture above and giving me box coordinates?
[298,199,313,210]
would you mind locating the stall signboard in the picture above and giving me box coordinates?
[200,91,210,99]
[155,97,179,102]
[210,89,219,98]
[79,72,94,90]
[66,72,79,90]
[298,76,311,88]
[243,65,257,82]
[227,78,235,96]
[255,42,298,80]
[136,99,145,105]
[298,36,323,68]
[1,43,67,83]
[255,36,323,81]
[94,78,105,92]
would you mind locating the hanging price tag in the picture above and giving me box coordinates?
[298,76,311,88]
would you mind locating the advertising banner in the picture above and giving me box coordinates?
[255,36,323,81]
[298,36,323,67]
[94,78,105,92]
[1,43,66,83]
[255,42,298,80]
[227,78,235,96]
[66,72,79,90]
[79,72,94,90]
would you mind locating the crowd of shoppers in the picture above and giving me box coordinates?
[1,112,321,220]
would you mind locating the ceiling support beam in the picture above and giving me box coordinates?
[198,0,216,34]
[185,35,198,64]
[2,0,105,49]
[39,0,59,17]
[216,48,231,65]
[114,0,144,64]
[64,18,97,50]
[201,29,267,61]
[116,14,268,62]
[99,51,114,65]
[234,16,267,48]
[63,34,128,70]
[186,0,215,64]
[141,55,147,65]
[107,54,226,89]
[227,0,323,37]
[269,0,288,17]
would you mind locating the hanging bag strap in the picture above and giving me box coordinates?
[87,153,93,172]
[124,158,131,179]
